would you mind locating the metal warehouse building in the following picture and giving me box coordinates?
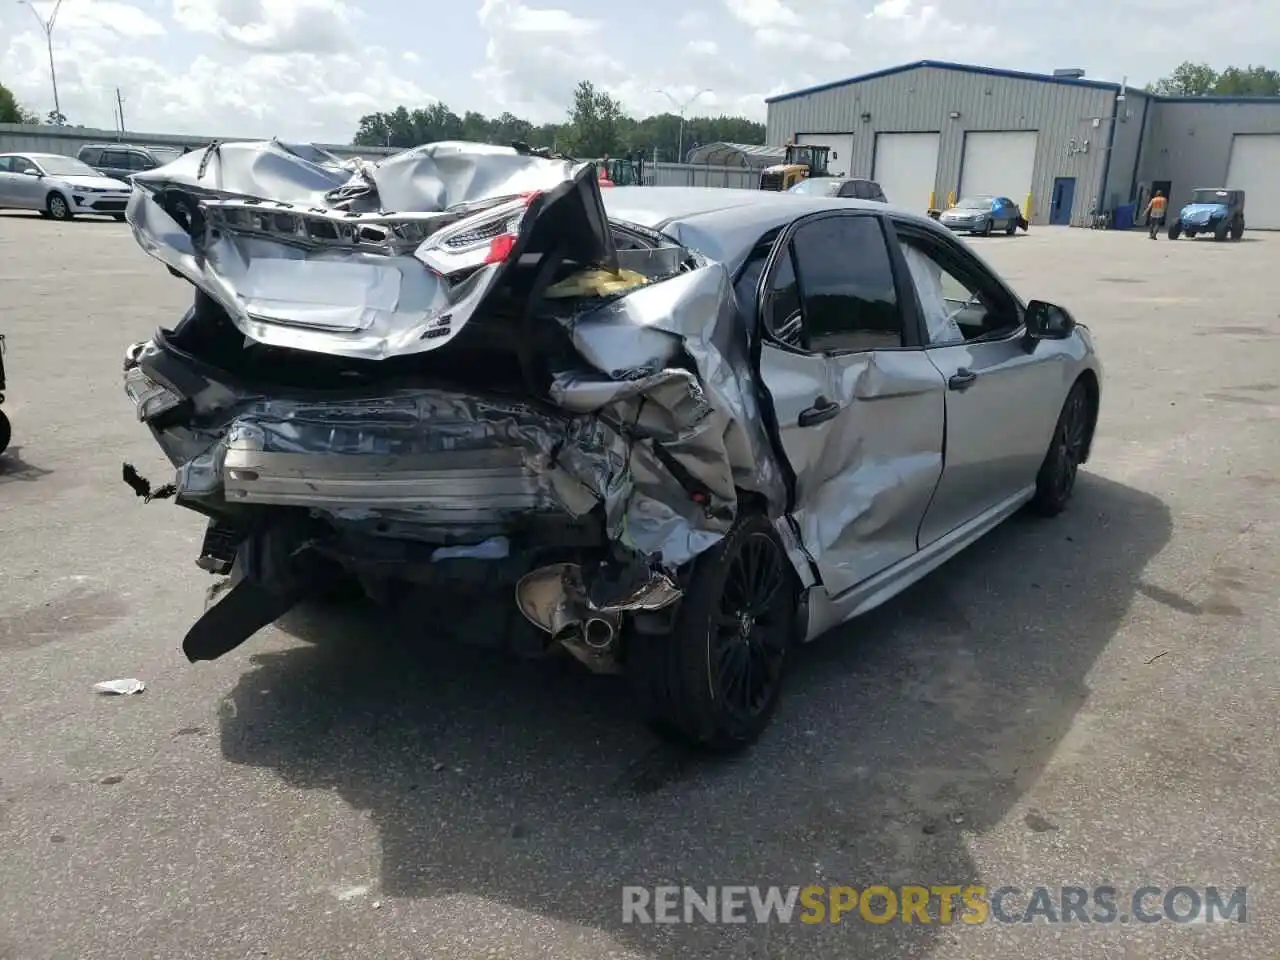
[765,60,1280,229]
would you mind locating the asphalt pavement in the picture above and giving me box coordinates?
[1,212,1277,959]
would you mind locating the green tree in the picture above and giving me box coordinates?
[562,80,625,158]
[349,83,766,160]
[1146,61,1280,97]
[1214,65,1280,96]
[1147,62,1219,96]
[0,81,39,124]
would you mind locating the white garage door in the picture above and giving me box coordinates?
[873,132,940,210]
[1226,134,1280,230]
[796,133,855,177]
[959,131,1039,204]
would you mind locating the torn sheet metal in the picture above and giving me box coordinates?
[123,139,795,586]
[126,140,616,361]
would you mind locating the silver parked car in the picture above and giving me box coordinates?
[120,141,1101,751]
[939,195,1028,235]
[0,152,132,221]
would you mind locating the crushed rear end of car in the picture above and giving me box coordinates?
[121,140,788,671]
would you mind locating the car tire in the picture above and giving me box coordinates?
[627,511,797,752]
[981,219,993,236]
[1005,220,1017,235]
[46,192,73,221]
[1214,220,1229,242]
[1167,221,1181,240]
[0,409,10,456]
[1230,217,1245,241]
[1030,380,1091,517]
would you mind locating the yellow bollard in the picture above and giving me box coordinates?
[1025,192,1034,221]
[947,191,955,208]
[928,191,936,212]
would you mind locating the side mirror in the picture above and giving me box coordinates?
[1025,300,1076,340]
[22,168,42,177]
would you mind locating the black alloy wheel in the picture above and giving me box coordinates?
[628,512,796,752]
[708,531,792,725]
[1031,380,1090,516]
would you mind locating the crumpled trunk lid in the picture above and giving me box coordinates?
[126,140,618,361]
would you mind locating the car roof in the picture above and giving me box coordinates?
[602,186,936,269]
[2,152,76,160]
[80,142,175,150]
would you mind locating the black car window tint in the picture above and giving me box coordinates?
[790,216,902,353]
[765,247,804,347]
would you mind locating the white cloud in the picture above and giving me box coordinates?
[473,0,614,121]
[726,0,803,29]
[22,0,167,38]
[2,0,1277,147]
[754,28,851,61]
[171,0,356,53]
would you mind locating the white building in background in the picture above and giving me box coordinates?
[765,60,1280,229]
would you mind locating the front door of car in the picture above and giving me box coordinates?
[892,223,1059,547]
[10,157,46,208]
[0,157,15,204]
[751,211,947,598]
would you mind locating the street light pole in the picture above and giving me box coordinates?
[656,87,711,163]
[20,0,65,123]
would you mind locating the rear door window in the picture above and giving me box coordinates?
[99,150,129,169]
[785,214,903,353]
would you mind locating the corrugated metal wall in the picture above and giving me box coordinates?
[0,122,396,160]
[766,66,1119,224]
[642,163,758,188]
[1138,100,1280,214]
[1103,90,1149,209]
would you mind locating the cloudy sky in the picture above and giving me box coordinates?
[0,0,1274,144]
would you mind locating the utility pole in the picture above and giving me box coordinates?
[116,87,126,136]
[20,0,65,124]
[655,87,712,163]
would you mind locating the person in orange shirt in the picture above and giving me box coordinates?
[1145,190,1168,239]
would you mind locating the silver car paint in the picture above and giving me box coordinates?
[123,142,1101,647]
[918,337,1071,546]
[0,153,131,213]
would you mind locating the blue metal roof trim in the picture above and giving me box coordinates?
[764,60,1280,106]
[1154,95,1280,105]
[765,60,1122,104]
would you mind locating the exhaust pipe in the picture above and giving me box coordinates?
[582,616,616,650]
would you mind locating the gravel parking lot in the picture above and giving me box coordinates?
[1,211,1278,959]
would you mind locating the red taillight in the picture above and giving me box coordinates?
[484,232,517,264]
[518,190,540,206]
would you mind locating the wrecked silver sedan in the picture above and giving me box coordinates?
[121,140,1102,750]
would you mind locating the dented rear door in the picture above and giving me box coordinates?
[755,211,946,599]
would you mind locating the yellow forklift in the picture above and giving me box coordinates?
[759,144,831,191]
